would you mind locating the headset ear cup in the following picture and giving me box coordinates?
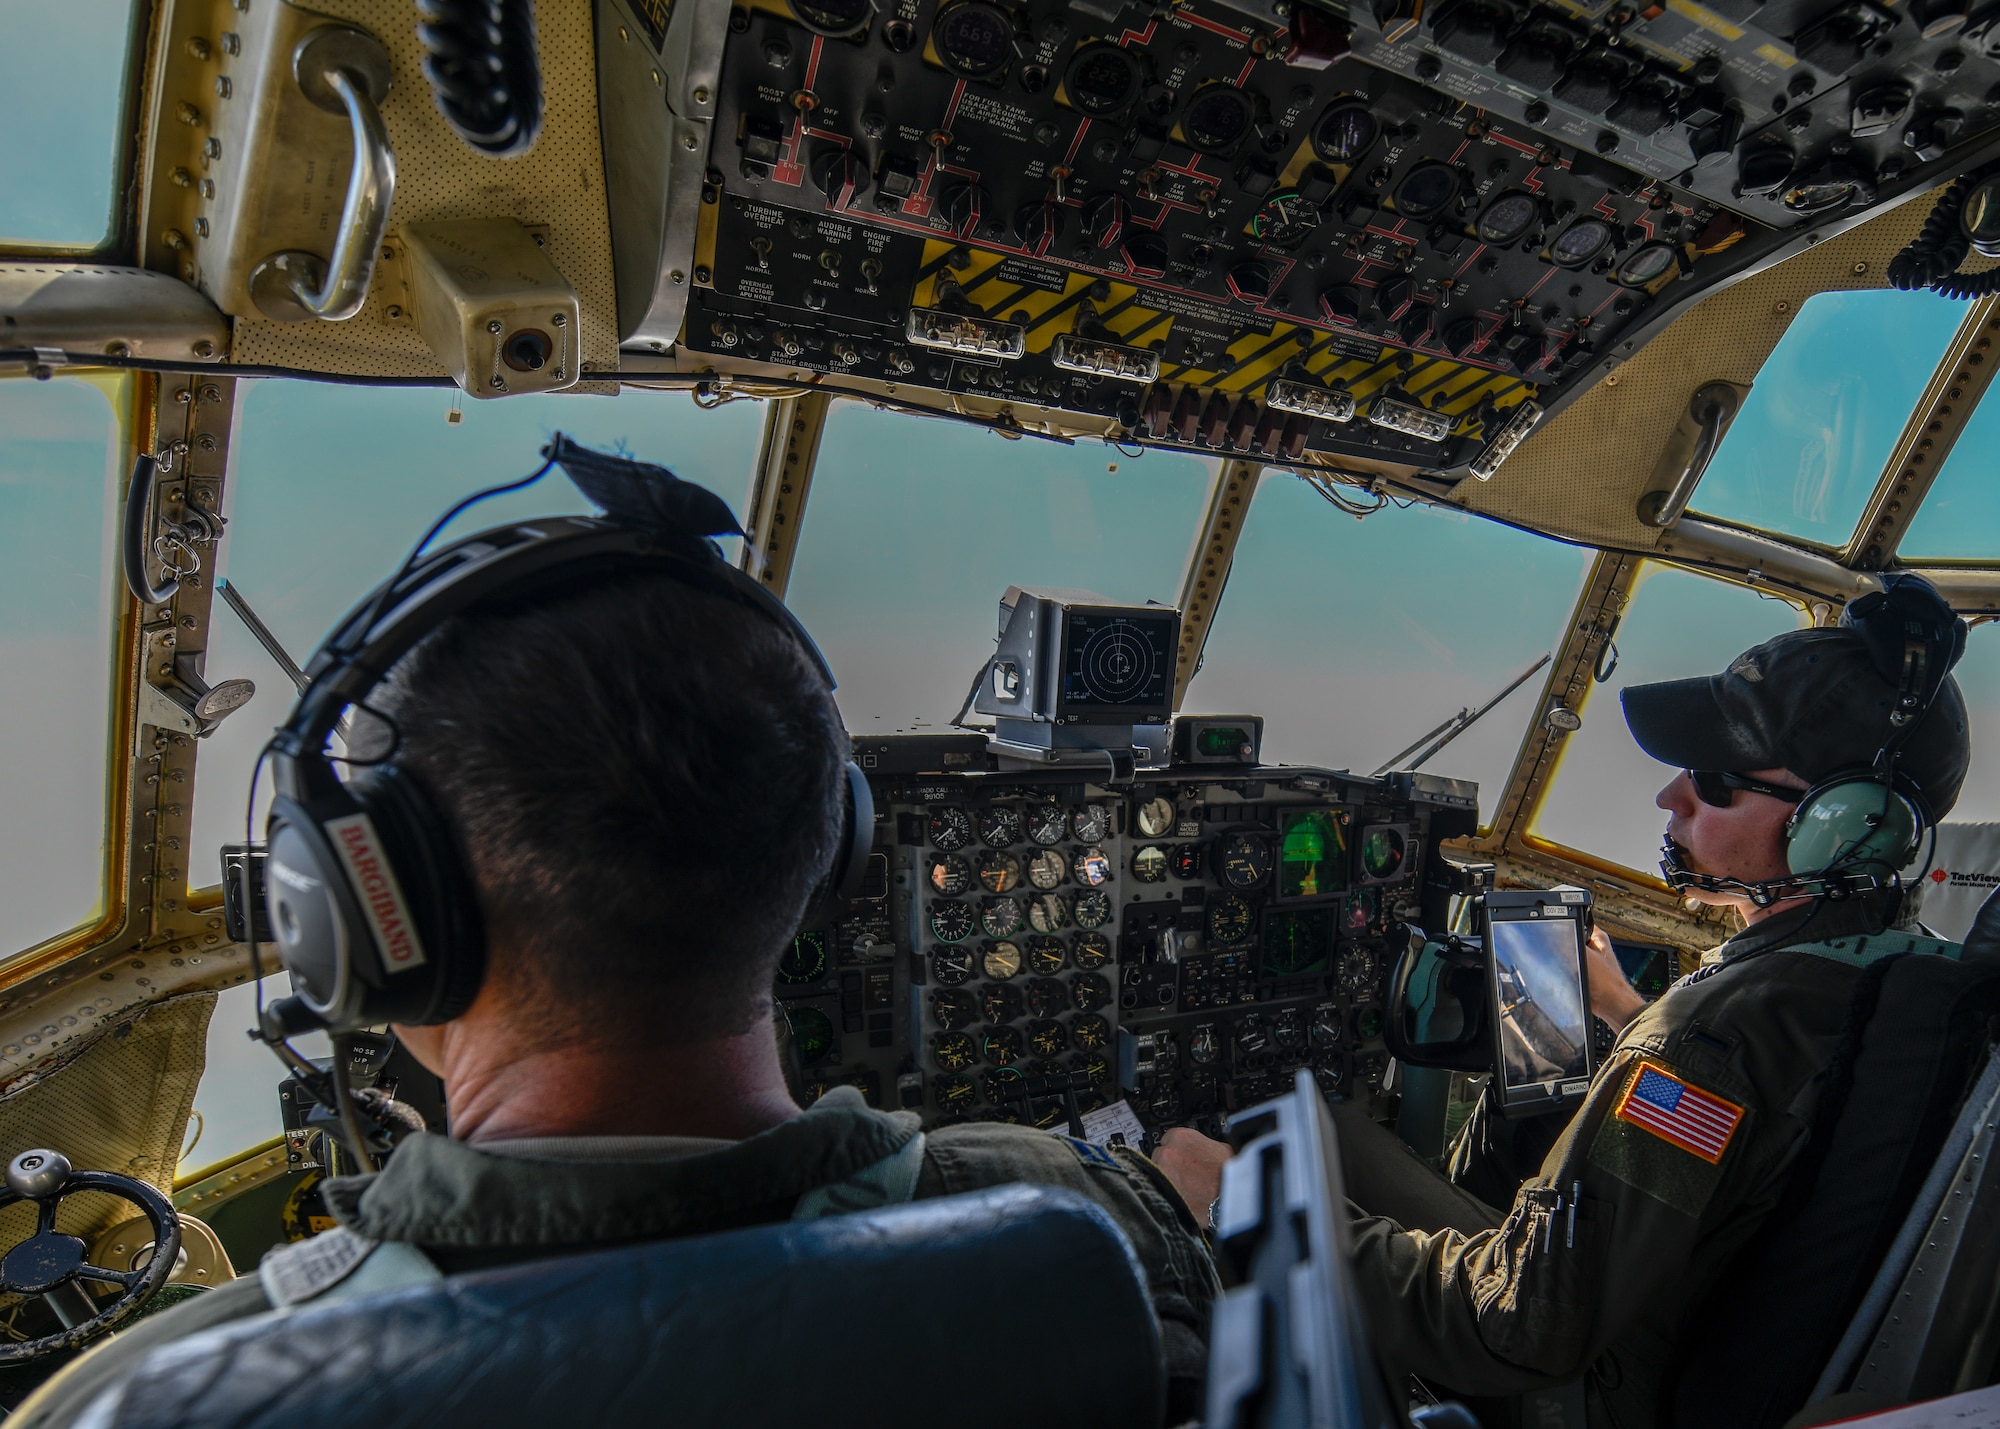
[1786,776,1920,878]
[349,765,487,1025]
[800,762,875,930]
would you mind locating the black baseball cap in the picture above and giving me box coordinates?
[1621,625,1971,819]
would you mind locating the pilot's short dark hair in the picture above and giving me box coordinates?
[378,567,848,1045]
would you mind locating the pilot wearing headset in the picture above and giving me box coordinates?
[13,438,1219,1429]
[1155,574,1976,1426]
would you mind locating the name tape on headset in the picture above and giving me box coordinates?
[324,813,430,972]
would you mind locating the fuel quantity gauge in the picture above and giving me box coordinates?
[932,946,976,986]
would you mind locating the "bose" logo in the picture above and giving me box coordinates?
[325,814,429,972]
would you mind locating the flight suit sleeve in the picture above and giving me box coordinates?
[1347,1046,1774,1397]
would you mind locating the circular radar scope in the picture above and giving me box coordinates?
[1064,43,1144,116]
[1614,241,1677,286]
[1181,84,1256,154]
[1076,621,1160,705]
[1361,826,1406,880]
[1393,162,1460,221]
[1550,218,1614,268]
[786,1006,838,1065]
[933,2,1016,80]
[787,0,872,36]
[1310,101,1378,164]
[1477,190,1540,246]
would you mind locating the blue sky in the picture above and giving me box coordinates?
[0,1,138,247]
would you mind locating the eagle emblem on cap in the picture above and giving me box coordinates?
[1729,654,1764,682]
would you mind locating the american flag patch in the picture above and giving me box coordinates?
[1614,1062,1744,1164]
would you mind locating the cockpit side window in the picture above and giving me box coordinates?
[1689,289,1967,550]
[783,401,1214,730]
[1899,392,2000,561]
[1529,564,1807,879]
[0,376,125,952]
[0,1,145,252]
[184,381,766,1165]
[1184,473,1589,828]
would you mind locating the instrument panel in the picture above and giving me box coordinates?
[777,741,1477,1140]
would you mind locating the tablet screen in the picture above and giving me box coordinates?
[1488,915,1589,1091]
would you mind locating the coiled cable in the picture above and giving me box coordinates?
[1887,163,2000,298]
[415,0,543,158]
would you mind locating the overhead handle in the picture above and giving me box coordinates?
[1639,382,1742,528]
[248,26,396,323]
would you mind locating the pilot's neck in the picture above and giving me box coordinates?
[397,1009,801,1145]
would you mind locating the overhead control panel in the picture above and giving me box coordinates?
[646,0,2000,471]
[776,742,1478,1140]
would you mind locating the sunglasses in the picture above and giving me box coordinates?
[1686,769,1806,808]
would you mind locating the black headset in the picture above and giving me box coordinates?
[255,435,874,1036]
[1663,573,1966,906]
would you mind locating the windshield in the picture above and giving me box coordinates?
[0,1,143,250]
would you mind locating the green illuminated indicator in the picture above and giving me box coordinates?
[1280,809,1350,899]
[1197,726,1250,757]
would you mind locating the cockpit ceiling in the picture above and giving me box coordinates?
[17,0,2000,586]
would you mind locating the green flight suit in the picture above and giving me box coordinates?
[14,1087,1216,1428]
[1345,898,1941,1427]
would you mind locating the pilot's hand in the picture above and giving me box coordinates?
[1587,925,1648,1034]
[1152,1127,1233,1229]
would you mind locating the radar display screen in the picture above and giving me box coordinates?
[1057,611,1176,718]
[1263,908,1333,977]
[1277,808,1349,901]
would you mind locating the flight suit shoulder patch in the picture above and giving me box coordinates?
[1588,1060,1746,1218]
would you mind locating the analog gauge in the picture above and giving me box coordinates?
[1208,893,1255,945]
[1614,241,1678,286]
[927,853,972,897]
[1550,218,1613,268]
[983,1025,1025,1065]
[1135,796,1176,838]
[1027,935,1068,974]
[1064,42,1143,116]
[1073,846,1112,887]
[1026,804,1068,846]
[1026,849,1067,890]
[1171,843,1205,881]
[1073,890,1113,930]
[1072,931,1112,969]
[1071,802,1111,843]
[1345,887,1377,933]
[786,1006,838,1065]
[1353,1005,1385,1041]
[1028,1019,1068,1057]
[1029,893,1072,933]
[981,981,1025,1023]
[934,1030,978,1071]
[1132,845,1168,883]
[1339,947,1378,995]
[930,900,975,942]
[981,897,1024,938]
[1477,190,1540,246]
[1076,1051,1112,1086]
[1221,832,1274,890]
[1027,977,1070,1017]
[1311,1002,1343,1049]
[1356,1052,1388,1088]
[1072,1013,1110,1050]
[1182,83,1256,154]
[976,849,1022,894]
[932,946,976,986]
[1030,1093,1067,1130]
[982,939,1025,981]
[1361,826,1406,881]
[1315,1061,1348,1094]
[933,1,1015,80]
[977,805,1022,847]
[1310,100,1378,163]
[1393,162,1460,222]
[928,805,973,851]
[1189,1024,1221,1064]
[1072,972,1112,1012]
[982,1066,1027,1109]
[931,988,979,1031]
[934,1074,977,1116]
[777,930,827,984]
[787,0,873,36]
[1274,1008,1306,1051]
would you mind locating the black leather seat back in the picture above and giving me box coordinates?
[87,1184,1164,1429]
[1671,946,2000,1429]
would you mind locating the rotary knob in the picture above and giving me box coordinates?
[1079,192,1127,248]
[942,182,990,239]
[810,148,869,210]
[1226,259,1275,304]
[1014,198,1067,256]
[6,1150,71,1199]
[1118,232,1170,279]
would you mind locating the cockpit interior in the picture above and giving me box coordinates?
[7,0,2000,1422]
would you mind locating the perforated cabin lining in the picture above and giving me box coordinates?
[1458,189,1952,551]
[0,997,213,1265]
[225,0,620,379]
